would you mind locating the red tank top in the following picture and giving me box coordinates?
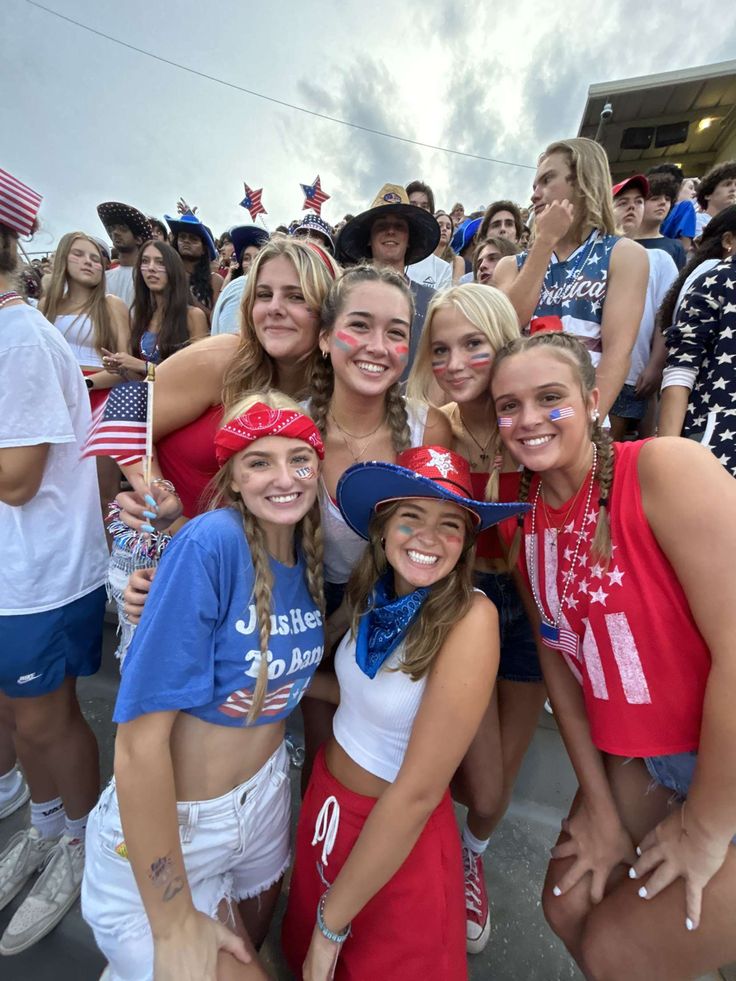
[510,440,710,757]
[470,470,522,561]
[156,405,223,518]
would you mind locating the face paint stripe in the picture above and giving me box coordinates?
[431,360,448,374]
[469,353,492,364]
[334,329,360,347]
[396,524,414,535]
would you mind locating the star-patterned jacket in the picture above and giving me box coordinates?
[664,255,736,475]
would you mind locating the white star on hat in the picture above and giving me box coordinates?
[426,449,456,479]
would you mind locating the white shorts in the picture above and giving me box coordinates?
[82,741,291,981]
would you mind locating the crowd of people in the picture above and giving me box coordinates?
[0,137,735,981]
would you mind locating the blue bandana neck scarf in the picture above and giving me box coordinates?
[355,575,430,679]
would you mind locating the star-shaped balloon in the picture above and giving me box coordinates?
[300,175,330,216]
[240,183,267,220]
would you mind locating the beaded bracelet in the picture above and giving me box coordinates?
[316,891,350,944]
[150,478,180,499]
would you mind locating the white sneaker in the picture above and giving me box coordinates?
[0,770,30,821]
[0,834,84,955]
[0,827,58,913]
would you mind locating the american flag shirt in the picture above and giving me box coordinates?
[114,508,324,727]
[506,441,710,757]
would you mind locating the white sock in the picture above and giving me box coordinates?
[462,822,491,856]
[30,797,66,839]
[0,767,22,800]
[64,813,89,844]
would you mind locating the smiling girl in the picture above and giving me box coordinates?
[282,446,527,980]
[489,331,736,980]
[408,284,545,954]
[82,392,326,981]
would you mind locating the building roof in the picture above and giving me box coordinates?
[578,61,736,177]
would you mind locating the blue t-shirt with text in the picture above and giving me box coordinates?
[114,508,324,727]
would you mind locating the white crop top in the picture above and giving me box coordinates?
[319,399,428,584]
[54,314,102,368]
[332,587,485,782]
[332,631,424,782]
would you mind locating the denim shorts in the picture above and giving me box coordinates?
[474,571,542,683]
[610,383,648,421]
[0,585,105,697]
[644,750,736,844]
[82,742,291,980]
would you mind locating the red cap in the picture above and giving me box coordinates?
[612,174,650,199]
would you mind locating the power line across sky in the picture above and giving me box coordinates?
[25,0,536,172]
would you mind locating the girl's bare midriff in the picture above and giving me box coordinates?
[168,713,285,801]
[324,736,390,800]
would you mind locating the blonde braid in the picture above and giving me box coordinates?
[299,502,325,617]
[240,504,274,724]
[591,422,614,564]
[309,354,334,438]
[483,429,505,503]
[385,383,412,452]
[506,467,533,568]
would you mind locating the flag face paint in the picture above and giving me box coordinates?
[549,406,575,421]
[469,352,492,368]
[393,343,410,362]
[295,467,315,479]
[497,416,513,428]
[431,359,448,375]
[334,330,360,352]
[396,524,414,536]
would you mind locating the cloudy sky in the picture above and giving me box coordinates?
[4,0,736,253]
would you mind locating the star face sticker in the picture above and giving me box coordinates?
[426,449,456,479]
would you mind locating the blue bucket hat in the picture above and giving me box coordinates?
[164,213,218,261]
[451,217,482,255]
[230,225,269,263]
[337,446,529,540]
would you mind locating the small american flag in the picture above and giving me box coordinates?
[81,381,148,466]
[497,416,514,428]
[240,183,267,220]
[300,175,330,216]
[0,169,43,236]
[549,406,575,421]
[218,678,309,721]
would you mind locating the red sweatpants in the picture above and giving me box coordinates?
[282,746,467,980]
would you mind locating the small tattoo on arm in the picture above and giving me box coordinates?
[148,854,173,886]
[162,876,185,902]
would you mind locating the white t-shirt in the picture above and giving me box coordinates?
[105,264,135,309]
[627,248,678,385]
[0,304,108,614]
[406,254,452,291]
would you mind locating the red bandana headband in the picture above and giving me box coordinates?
[214,403,325,466]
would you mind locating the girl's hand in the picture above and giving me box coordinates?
[153,909,250,981]
[124,567,156,624]
[302,925,341,981]
[116,478,183,534]
[550,797,636,903]
[631,805,730,930]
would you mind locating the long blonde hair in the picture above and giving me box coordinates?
[221,239,341,410]
[310,263,414,453]
[489,332,614,567]
[346,501,477,681]
[39,232,117,354]
[207,390,325,723]
[541,138,617,238]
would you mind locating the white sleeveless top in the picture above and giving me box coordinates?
[332,587,483,782]
[319,399,428,584]
[53,313,102,367]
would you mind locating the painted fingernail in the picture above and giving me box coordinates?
[636,846,642,856]
[638,886,648,899]
[142,510,157,519]
[552,886,562,897]
[685,917,694,931]
[144,495,157,509]
[141,523,155,533]
[628,867,637,879]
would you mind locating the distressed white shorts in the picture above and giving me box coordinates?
[82,741,290,981]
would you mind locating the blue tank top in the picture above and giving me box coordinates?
[516,231,620,366]
[113,508,324,727]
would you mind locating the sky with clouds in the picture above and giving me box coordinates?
[3,0,736,253]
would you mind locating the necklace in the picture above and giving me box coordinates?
[540,479,586,537]
[460,415,494,467]
[0,291,22,308]
[329,410,386,463]
[528,444,597,644]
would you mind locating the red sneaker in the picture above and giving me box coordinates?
[463,844,490,954]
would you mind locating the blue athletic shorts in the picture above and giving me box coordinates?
[474,571,542,683]
[0,586,106,697]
